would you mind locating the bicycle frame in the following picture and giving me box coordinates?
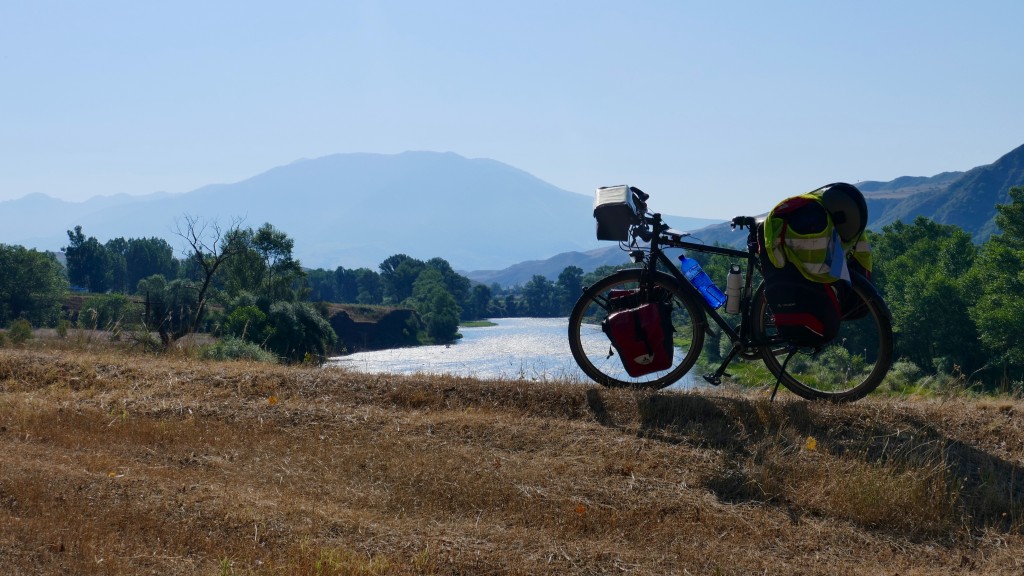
[634,212,764,385]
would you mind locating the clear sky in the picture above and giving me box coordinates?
[2,0,1022,219]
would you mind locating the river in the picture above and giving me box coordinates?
[326,317,696,389]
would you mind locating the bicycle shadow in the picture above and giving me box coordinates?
[584,388,1024,534]
[633,390,816,452]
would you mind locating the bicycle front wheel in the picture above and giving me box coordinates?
[755,273,894,402]
[568,269,706,389]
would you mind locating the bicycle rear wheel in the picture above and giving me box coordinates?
[755,273,893,402]
[568,269,705,389]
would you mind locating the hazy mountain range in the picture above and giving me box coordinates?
[0,152,717,277]
[1,144,1021,287]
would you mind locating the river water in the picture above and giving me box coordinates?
[326,317,695,389]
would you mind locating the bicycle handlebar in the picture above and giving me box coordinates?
[627,194,760,255]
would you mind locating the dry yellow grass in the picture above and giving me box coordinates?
[1,344,1023,575]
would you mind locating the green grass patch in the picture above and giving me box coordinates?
[460,320,498,328]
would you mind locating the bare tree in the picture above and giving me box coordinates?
[172,214,244,338]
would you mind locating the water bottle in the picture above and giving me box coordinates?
[678,255,726,309]
[725,264,742,314]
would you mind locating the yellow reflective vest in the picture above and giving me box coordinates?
[763,190,872,284]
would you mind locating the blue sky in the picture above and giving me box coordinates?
[2,1,1022,219]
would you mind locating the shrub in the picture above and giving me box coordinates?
[265,301,338,364]
[56,319,70,338]
[223,305,274,345]
[8,319,33,344]
[201,337,279,363]
[884,359,923,393]
[80,294,143,331]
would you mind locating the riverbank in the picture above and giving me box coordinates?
[1,347,1023,575]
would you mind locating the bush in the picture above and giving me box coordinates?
[265,301,338,364]
[200,337,279,363]
[80,294,143,331]
[884,359,923,393]
[223,305,274,345]
[8,319,33,344]
[56,319,70,338]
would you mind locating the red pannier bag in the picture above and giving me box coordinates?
[601,290,675,376]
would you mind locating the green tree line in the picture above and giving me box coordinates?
[1,218,490,361]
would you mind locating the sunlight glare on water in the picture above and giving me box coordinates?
[327,317,695,389]
[327,318,584,381]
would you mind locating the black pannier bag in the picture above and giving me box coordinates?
[761,260,841,347]
[601,289,675,376]
[758,219,841,348]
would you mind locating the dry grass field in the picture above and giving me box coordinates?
[1,339,1023,575]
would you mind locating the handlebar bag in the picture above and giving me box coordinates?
[601,294,675,376]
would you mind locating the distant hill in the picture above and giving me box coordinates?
[0,152,720,272]
[679,143,1024,250]
[464,245,634,287]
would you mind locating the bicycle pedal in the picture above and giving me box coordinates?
[702,374,722,386]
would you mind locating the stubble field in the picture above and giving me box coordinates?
[1,344,1023,575]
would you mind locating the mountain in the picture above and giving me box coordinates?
[855,143,1024,241]
[0,152,721,272]
[464,245,634,287]
[679,143,1024,250]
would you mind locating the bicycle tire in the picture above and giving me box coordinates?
[755,272,893,402]
[568,269,706,389]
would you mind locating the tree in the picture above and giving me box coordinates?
[219,223,304,303]
[354,268,383,304]
[871,217,982,375]
[521,275,558,317]
[408,268,461,342]
[379,254,425,304]
[992,186,1024,250]
[970,186,1024,384]
[64,226,114,292]
[252,223,304,301]
[304,268,338,303]
[149,215,243,343]
[556,266,584,315]
[124,237,178,290]
[426,257,470,302]
[334,267,360,303]
[0,244,68,327]
[220,229,265,296]
[466,284,492,321]
[104,237,130,293]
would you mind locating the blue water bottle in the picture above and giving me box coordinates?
[679,255,727,309]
